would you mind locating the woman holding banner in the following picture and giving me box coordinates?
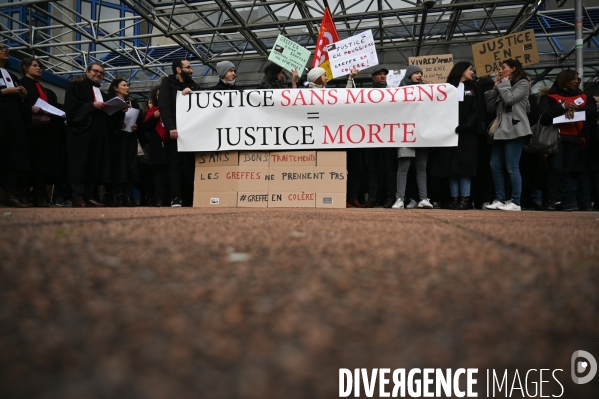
[431,62,484,210]
[392,65,433,210]
[484,59,532,212]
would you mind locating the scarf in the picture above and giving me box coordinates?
[144,106,167,142]
[35,81,48,102]
[220,78,236,86]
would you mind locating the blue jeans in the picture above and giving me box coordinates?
[490,138,525,205]
[449,174,471,197]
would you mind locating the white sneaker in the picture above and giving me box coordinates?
[417,198,433,209]
[498,200,521,211]
[391,198,404,209]
[484,200,504,210]
[406,199,418,209]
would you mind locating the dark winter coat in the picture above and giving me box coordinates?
[108,98,143,183]
[430,80,484,177]
[64,78,111,184]
[158,74,201,133]
[20,76,65,178]
[210,80,243,91]
[0,70,31,171]
[538,83,598,172]
[140,109,169,166]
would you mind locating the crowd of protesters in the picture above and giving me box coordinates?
[1,43,598,211]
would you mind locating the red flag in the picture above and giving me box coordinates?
[312,8,339,82]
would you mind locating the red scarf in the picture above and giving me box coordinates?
[144,106,167,142]
[35,82,48,102]
[547,93,587,136]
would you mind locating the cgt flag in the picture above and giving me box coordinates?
[312,7,339,82]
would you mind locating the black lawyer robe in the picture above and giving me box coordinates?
[0,70,31,172]
[108,98,143,184]
[20,76,66,178]
[430,80,484,178]
[64,78,110,184]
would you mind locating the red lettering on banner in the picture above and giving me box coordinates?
[327,89,338,105]
[226,171,262,180]
[288,192,315,201]
[281,90,291,106]
[386,88,401,102]
[323,125,345,144]
[310,90,325,105]
[347,124,365,144]
[436,84,448,101]
[293,90,307,106]
[402,87,416,102]
[367,89,385,104]
[345,90,365,104]
[402,123,416,143]
[383,123,400,143]
[368,124,383,143]
[418,86,434,101]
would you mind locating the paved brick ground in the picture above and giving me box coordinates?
[1,208,598,399]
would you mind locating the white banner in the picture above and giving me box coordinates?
[176,85,459,152]
[326,30,379,79]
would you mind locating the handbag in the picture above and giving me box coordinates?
[29,113,52,130]
[487,96,503,139]
[524,115,560,154]
[487,117,500,138]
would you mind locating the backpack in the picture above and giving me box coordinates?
[524,116,560,154]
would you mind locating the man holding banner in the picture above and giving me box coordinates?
[362,66,399,209]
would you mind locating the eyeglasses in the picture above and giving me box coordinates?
[89,68,105,76]
[181,66,193,70]
[0,46,9,53]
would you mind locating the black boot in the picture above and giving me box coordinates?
[449,196,459,210]
[457,196,471,210]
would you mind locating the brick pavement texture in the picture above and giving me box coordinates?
[1,208,598,398]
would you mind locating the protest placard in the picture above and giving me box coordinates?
[472,29,539,77]
[408,54,454,84]
[268,35,312,73]
[176,85,459,152]
[326,30,379,79]
[386,69,406,88]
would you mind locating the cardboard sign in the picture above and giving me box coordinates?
[472,29,539,77]
[326,30,379,79]
[268,35,312,73]
[176,86,459,152]
[408,55,454,84]
[386,69,406,88]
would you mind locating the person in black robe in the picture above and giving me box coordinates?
[159,58,201,207]
[107,78,143,206]
[0,43,32,207]
[64,63,114,207]
[429,62,485,210]
[19,57,66,206]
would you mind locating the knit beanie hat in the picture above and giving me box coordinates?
[405,65,423,80]
[216,61,235,79]
[307,67,326,83]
